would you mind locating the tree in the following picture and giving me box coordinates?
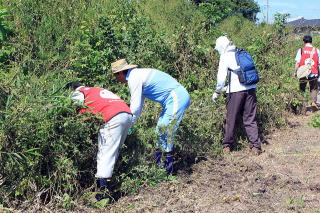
[192,0,260,22]
[230,0,260,21]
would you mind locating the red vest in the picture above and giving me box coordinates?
[299,46,319,75]
[79,87,131,122]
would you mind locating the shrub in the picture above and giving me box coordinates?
[0,0,314,210]
[310,112,320,128]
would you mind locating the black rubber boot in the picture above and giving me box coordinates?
[163,152,174,175]
[155,150,162,165]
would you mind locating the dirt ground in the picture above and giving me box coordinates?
[103,114,320,213]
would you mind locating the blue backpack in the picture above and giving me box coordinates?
[230,49,259,85]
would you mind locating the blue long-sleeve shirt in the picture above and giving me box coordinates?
[126,68,181,123]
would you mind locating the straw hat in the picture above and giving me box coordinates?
[111,59,138,74]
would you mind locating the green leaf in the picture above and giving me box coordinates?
[93,198,109,208]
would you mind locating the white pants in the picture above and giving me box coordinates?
[95,113,132,178]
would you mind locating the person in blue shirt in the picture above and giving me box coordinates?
[111,59,190,174]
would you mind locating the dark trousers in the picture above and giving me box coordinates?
[299,77,318,103]
[222,88,261,148]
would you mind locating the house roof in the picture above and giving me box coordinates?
[288,18,320,27]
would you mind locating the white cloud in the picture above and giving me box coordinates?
[287,16,303,22]
[277,10,289,14]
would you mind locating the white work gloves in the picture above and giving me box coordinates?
[212,92,220,102]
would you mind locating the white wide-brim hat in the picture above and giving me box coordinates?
[111,59,138,74]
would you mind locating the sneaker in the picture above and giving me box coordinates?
[95,192,110,201]
[95,178,111,201]
[251,147,262,155]
[223,147,231,154]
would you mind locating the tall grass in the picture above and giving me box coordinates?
[0,0,313,209]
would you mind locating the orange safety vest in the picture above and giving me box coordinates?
[79,87,131,122]
[299,46,319,75]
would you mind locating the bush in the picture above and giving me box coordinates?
[0,0,314,210]
[310,112,320,128]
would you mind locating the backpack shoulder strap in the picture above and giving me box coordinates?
[310,47,316,59]
[228,49,241,95]
[235,48,241,67]
[228,49,241,73]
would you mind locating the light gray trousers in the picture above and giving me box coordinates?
[95,112,132,178]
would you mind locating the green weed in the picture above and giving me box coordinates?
[310,112,320,128]
[285,198,293,205]
[0,0,312,209]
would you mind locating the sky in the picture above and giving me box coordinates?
[255,0,320,23]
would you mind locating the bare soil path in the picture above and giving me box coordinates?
[105,114,320,213]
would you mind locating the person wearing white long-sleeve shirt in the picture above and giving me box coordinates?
[111,59,190,174]
[211,36,261,155]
